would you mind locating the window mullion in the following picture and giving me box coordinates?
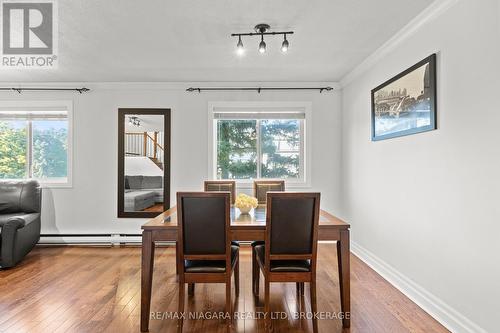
[27,121,33,178]
[300,119,305,182]
[256,119,261,179]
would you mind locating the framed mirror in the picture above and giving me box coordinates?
[118,108,171,218]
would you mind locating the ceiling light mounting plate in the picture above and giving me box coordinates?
[254,24,270,34]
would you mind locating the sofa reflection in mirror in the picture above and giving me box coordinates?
[124,174,163,212]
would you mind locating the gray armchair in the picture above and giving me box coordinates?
[0,180,41,268]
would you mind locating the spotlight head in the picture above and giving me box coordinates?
[281,36,289,53]
[259,40,266,53]
[236,36,244,55]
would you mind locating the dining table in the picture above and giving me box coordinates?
[140,205,350,332]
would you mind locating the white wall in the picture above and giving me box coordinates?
[0,83,342,235]
[341,0,500,332]
[125,157,163,176]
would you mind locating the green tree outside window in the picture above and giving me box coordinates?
[0,121,27,179]
[216,119,301,180]
[0,120,68,180]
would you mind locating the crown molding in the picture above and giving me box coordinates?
[0,81,341,91]
[340,0,458,88]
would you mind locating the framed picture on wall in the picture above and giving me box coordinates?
[371,54,437,141]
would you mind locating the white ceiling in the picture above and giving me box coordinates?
[0,0,434,82]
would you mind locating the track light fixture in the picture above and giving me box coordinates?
[231,24,293,55]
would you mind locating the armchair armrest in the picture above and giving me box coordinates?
[1,213,41,268]
[5,213,40,228]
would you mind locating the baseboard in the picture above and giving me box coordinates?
[38,234,256,246]
[351,241,487,333]
[38,236,334,246]
[39,234,145,245]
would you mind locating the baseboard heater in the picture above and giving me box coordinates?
[38,234,157,246]
[38,234,259,246]
[39,234,335,246]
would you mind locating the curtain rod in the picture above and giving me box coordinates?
[186,87,333,93]
[0,87,90,94]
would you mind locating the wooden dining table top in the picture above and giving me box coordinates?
[142,205,350,230]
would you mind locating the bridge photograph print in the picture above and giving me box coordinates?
[371,54,437,141]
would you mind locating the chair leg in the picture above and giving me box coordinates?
[264,279,271,332]
[296,282,305,296]
[226,278,232,332]
[310,280,318,333]
[177,281,185,332]
[175,242,179,275]
[255,270,260,297]
[253,253,260,296]
[252,248,257,295]
[188,283,195,296]
[234,258,240,296]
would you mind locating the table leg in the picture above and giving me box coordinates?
[141,230,155,332]
[336,229,350,328]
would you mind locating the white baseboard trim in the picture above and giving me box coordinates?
[38,236,339,246]
[39,234,150,245]
[351,241,487,333]
[39,235,141,245]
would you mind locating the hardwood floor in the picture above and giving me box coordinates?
[143,204,164,212]
[0,244,449,333]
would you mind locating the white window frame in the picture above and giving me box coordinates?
[208,101,312,188]
[0,100,73,188]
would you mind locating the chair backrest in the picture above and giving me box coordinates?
[0,180,41,214]
[265,192,321,268]
[204,180,236,204]
[176,192,231,259]
[253,180,285,204]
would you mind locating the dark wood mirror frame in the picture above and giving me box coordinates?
[117,108,171,218]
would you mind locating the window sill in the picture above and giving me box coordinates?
[0,178,72,189]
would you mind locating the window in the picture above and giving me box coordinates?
[0,102,72,186]
[210,103,309,184]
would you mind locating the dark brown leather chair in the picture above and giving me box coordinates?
[176,192,239,331]
[252,192,321,332]
[204,180,239,248]
[204,180,236,204]
[251,180,286,258]
[174,181,238,276]
[253,180,285,204]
